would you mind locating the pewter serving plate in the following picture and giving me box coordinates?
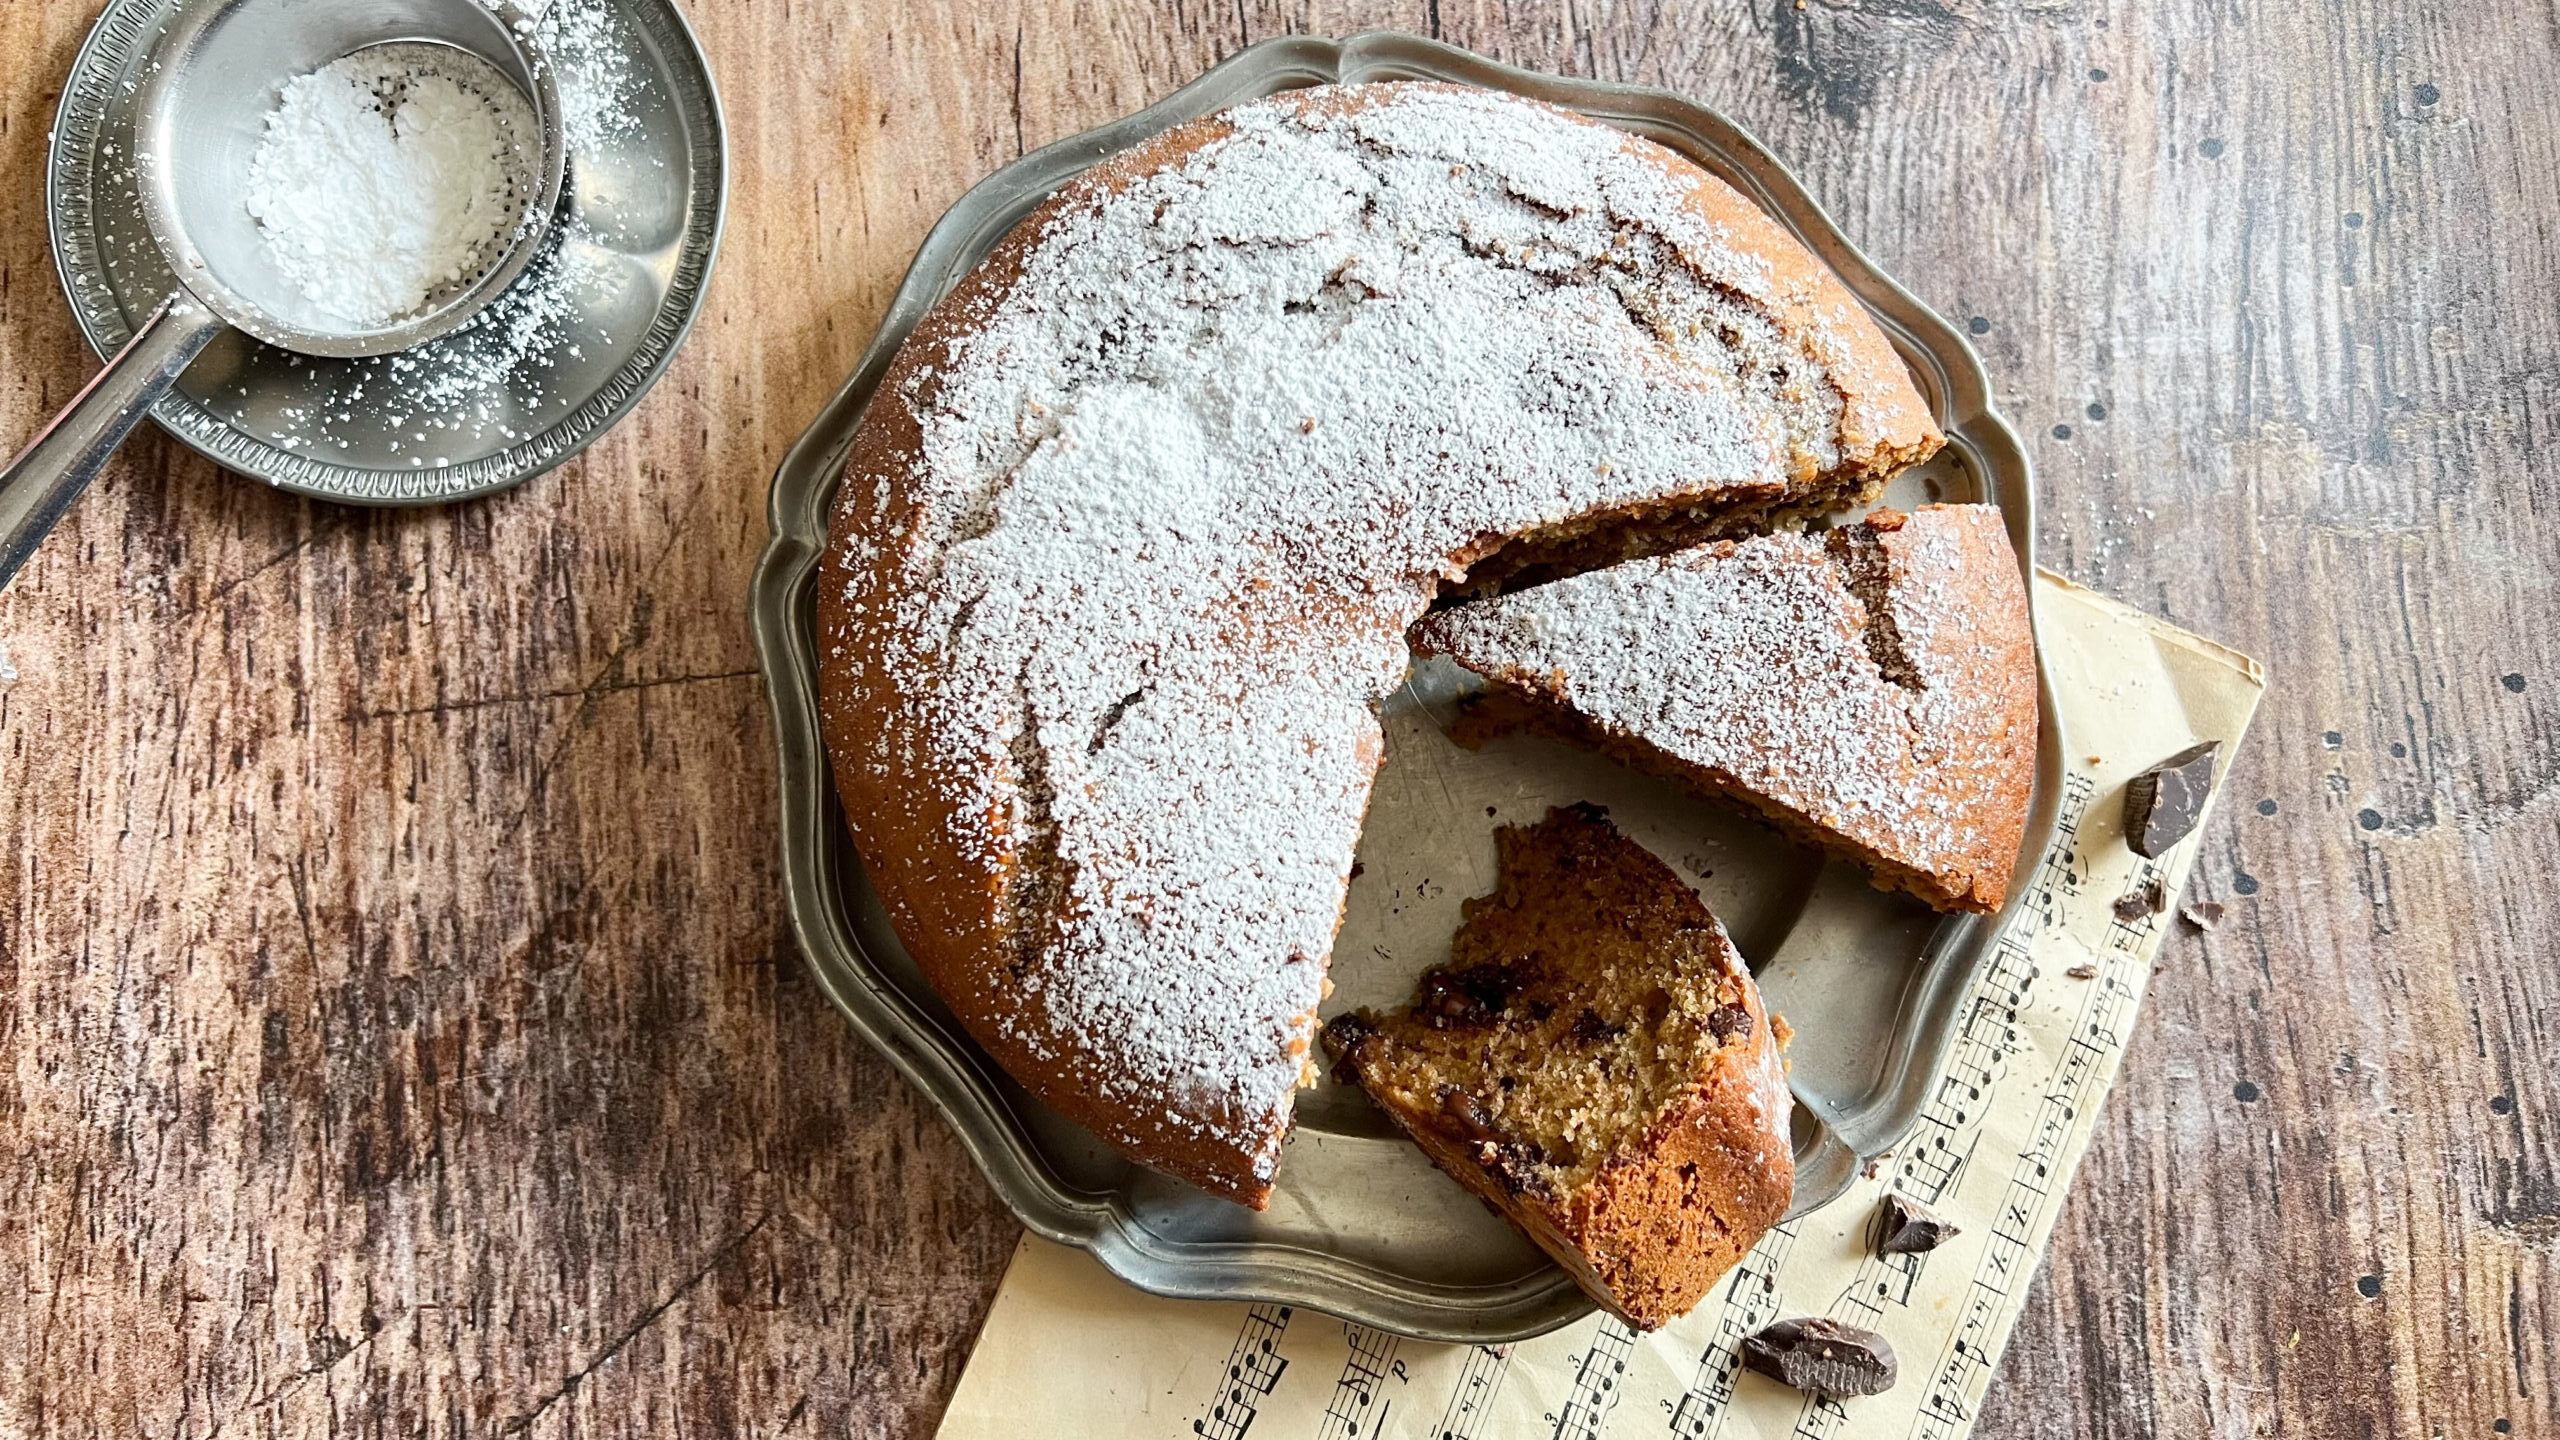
[47,0,726,504]
[752,32,2061,1343]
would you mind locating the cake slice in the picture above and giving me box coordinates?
[1413,504,2039,913]
[1322,804,1793,1330]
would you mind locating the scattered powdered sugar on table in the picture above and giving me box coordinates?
[245,47,539,329]
[0,642,17,683]
[823,85,1909,1183]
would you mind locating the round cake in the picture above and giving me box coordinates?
[817,81,1941,1206]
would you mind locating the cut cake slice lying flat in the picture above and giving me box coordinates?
[1413,504,2039,913]
[1323,804,1794,1330]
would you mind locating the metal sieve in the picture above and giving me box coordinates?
[0,0,567,590]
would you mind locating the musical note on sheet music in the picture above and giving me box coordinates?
[1905,775,2149,1440]
[1548,1316,1635,1439]
[1431,1344,1514,1440]
[1316,1322,1400,1440]
[1665,1221,1799,1439]
[1194,1304,1293,1440]
[1893,774,2096,1224]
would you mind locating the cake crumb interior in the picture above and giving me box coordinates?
[1328,803,1754,1198]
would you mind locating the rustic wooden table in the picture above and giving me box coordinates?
[2,1,2552,1436]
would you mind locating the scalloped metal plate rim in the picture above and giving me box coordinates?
[750,30,2059,1343]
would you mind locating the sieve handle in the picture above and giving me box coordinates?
[0,289,225,593]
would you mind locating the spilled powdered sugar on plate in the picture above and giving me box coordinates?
[248,0,659,465]
[531,0,647,154]
[826,85,1912,1184]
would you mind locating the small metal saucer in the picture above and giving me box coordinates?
[47,0,727,505]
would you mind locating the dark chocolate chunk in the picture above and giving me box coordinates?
[1874,1194,1961,1255]
[2180,900,2226,930]
[1418,961,1533,1029]
[1439,1088,1503,1144]
[1437,1090,1551,1198]
[2111,877,2167,922]
[1567,1008,1626,1045]
[2123,741,2221,857]
[1707,1002,1756,1043]
[1322,1012,1380,1084]
[1741,1317,1899,1396]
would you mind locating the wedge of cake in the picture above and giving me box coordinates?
[1413,504,2038,913]
[1323,804,1793,1330]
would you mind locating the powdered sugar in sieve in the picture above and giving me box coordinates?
[243,42,543,331]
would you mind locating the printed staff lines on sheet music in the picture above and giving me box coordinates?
[1784,1244,1928,1440]
[1193,1304,1292,1440]
[2025,774,2099,934]
[1898,775,2095,1212]
[1317,1322,1402,1440]
[1548,1316,1637,1440]
[1665,1220,1799,1439]
[1910,780,2149,1440]
[1790,859,2061,1439]
[1895,930,2035,1210]
[1433,1344,1515,1440]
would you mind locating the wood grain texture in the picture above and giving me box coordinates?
[0,1,2551,1437]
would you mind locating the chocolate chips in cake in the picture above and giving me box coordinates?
[1323,804,1794,1329]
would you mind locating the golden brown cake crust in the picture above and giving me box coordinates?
[816,82,1937,1207]
[1416,504,2038,914]
[1323,806,1793,1328]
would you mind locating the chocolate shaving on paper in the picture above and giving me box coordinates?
[1875,1194,1961,1255]
[1741,1317,1899,1396]
[2123,740,2220,857]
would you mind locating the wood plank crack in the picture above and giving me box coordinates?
[340,668,760,726]
[498,1212,773,1437]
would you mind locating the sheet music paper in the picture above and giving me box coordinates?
[938,572,2266,1440]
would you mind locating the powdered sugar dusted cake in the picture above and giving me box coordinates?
[1415,505,2038,914]
[816,82,1944,1206]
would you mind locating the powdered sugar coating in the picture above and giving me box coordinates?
[820,83,1938,1199]
[1416,505,2038,913]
